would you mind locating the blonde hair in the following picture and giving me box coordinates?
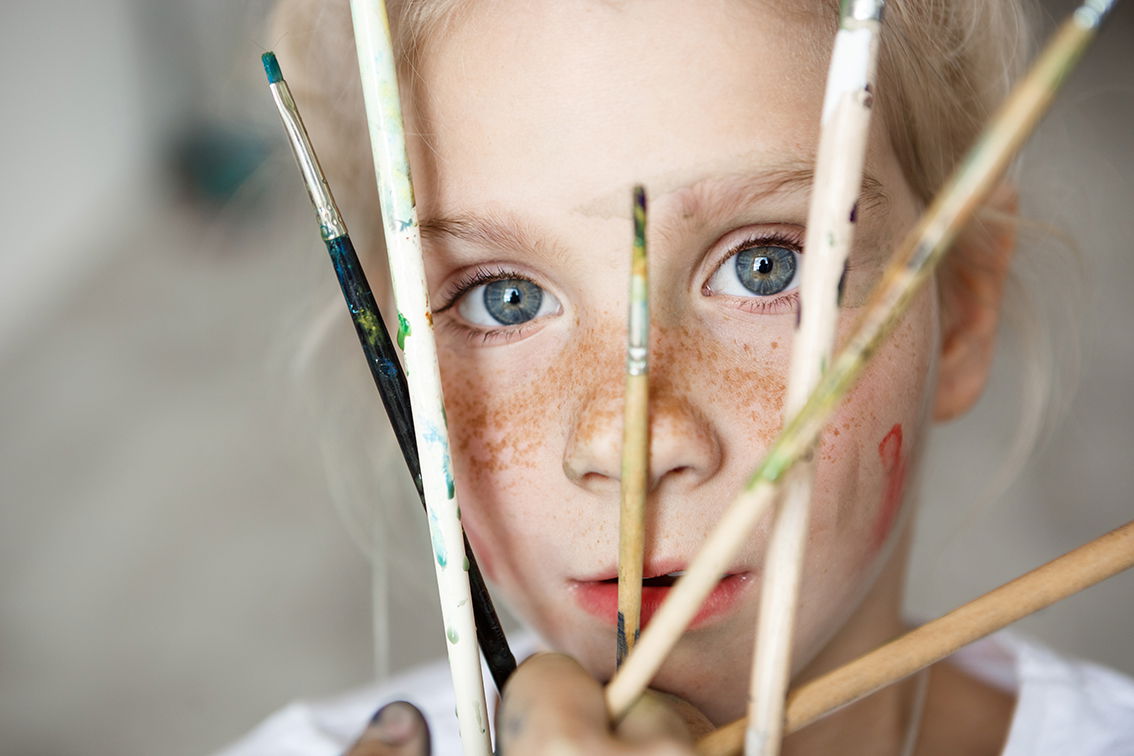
[270,0,1034,267]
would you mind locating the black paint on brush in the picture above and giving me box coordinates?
[616,611,629,667]
[325,235,517,693]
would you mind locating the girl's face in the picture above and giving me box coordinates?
[408,0,936,723]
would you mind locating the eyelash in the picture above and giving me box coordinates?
[434,267,548,345]
[702,228,805,315]
[433,226,809,344]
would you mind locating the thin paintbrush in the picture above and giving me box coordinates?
[347,1,491,750]
[746,2,885,754]
[698,519,1134,755]
[261,51,516,694]
[605,0,1118,720]
[617,186,650,668]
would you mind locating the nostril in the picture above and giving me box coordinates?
[649,464,695,491]
[573,470,620,493]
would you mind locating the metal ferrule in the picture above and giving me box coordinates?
[1075,0,1116,28]
[627,346,648,376]
[269,80,347,240]
[841,0,885,25]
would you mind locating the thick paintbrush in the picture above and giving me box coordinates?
[606,0,1120,720]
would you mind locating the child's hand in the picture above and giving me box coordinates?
[347,701,431,756]
[497,653,712,754]
[346,654,711,755]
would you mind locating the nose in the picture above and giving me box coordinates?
[563,381,723,494]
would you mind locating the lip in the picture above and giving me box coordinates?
[570,571,751,630]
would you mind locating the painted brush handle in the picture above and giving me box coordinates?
[325,233,517,692]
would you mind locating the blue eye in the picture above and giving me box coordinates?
[457,278,560,327]
[708,244,800,298]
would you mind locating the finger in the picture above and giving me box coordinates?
[498,653,608,754]
[614,691,694,745]
[347,701,431,756]
[651,692,716,741]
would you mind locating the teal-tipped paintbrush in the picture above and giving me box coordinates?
[262,51,515,693]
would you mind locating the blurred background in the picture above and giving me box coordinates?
[0,2,1131,755]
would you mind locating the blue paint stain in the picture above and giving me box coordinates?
[261,52,283,84]
[376,357,399,378]
[428,507,447,567]
[397,218,413,231]
[423,423,457,499]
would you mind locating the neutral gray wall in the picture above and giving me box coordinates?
[0,2,1130,755]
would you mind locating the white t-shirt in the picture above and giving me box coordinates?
[218,632,1134,755]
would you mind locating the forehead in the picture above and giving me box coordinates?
[411,0,837,214]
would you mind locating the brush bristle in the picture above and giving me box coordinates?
[261,51,283,84]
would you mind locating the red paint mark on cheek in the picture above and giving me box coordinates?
[873,423,906,549]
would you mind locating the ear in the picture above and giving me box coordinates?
[932,182,1018,422]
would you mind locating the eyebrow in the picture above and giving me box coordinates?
[419,163,889,256]
[648,164,889,245]
[419,210,569,263]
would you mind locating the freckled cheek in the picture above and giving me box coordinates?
[434,333,608,587]
[809,298,935,561]
[654,323,794,452]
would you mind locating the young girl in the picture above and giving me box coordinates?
[226,0,1134,753]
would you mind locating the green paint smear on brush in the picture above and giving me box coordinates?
[462,555,470,571]
[446,626,459,644]
[354,310,381,346]
[429,507,447,568]
[396,312,411,350]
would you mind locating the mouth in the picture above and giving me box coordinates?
[571,569,750,630]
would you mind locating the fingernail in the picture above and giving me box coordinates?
[369,701,417,745]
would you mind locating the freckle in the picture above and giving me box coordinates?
[771,341,779,350]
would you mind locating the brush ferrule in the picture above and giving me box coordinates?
[269,81,348,240]
[627,346,648,376]
[841,0,885,25]
[1075,0,1116,28]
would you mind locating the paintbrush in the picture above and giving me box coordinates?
[605,0,1119,720]
[698,518,1134,755]
[617,186,650,668]
[347,1,492,749]
[261,51,516,695]
[746,2,885,754]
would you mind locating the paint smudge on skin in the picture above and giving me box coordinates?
[396,312,411,350]
[874,423,906,548]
